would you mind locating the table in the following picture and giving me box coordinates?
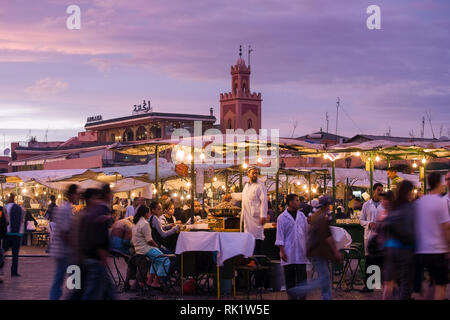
[175,231,255,299]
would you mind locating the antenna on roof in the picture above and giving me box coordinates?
[45,127,49,143]
[239,45,242,58]
[335,97,340,144]
[426,110,436,139]
[421,116,425,138]
[248,45,253,67]
[326,112,329,134]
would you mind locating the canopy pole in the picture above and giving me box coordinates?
[225,171,229,193]
[285,173,289,195]
[386,157,391,190]
[369,152,374,198]
[423,161,427,195]
[1,182,4,203]
[308,173,312,205]
[332,160,336,218]
[239,168,243,192]
[275,170,280,216]
[190,145,195,223]
[155,145,159,201]
[324,173,327,195]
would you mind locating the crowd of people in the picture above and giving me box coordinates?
[0,168,448,300]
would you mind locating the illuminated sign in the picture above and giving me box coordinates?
[87,115,103,123]
[133,100,152,114]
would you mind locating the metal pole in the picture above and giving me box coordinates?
[370,153,374,198]
[239,169,243,192]
[423,162,427,195]
[285,173,289,195]
[275,170,280,216]
[190,145,195,223]
[386,157,391,190]
[308,173,312,205]
[324,173,327,195]
[155,145,159,201]
[332,160,336,218]
[225,171,229,193]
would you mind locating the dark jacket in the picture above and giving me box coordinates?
[380,202,415,247]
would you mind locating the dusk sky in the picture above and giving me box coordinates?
[0,0,449,153]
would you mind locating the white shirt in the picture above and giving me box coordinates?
[125,205,135,218]
[132,217,156,255]
[275,209,309,266]
[240,181,268,240]
[414,194,450,254]
[360,199,384,255]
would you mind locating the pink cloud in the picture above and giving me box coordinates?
[25,78,69,96]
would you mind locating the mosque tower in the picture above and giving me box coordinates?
[220,46,262,132]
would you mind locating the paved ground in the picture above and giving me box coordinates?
[0,246,447,300]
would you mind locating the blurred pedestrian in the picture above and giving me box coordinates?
[1,193,25,277]
[276,194,309,300]
[77,187,115,300]
[0,205,7,283]
[49,184,79,300]
[360,183,384,292]
[414,172,449,300]
[288,196,341,300]
[380,180,416,300]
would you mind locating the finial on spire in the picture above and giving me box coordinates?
[239,45,242,57]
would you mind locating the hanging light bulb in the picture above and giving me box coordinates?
[176,149,184,160]
[412,162,417,168]
[242,163,248,169]
[296,181,301,186]
[375,156,381,162]
[213,177,217,182]
[35,193,39,197]
[312,188,317,193]
[200,153,205,160]
[35,184,39,188]
[181,196,184,200]
[257,156,263,163]
[58,194,62,199]
[44,191,47,195]
[172,193,178,198]
[187,194,191,199]
[19,182,24,187]
[187,153,193,161]
[22,188,27,193]
[221,185,226,190]
[131,193,136,197]
[186,181,191,187]
[153,189,157,194]
[421,158,427,164]
[355,152,361,157]
[303,185,308,190]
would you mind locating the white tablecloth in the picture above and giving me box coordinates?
[330,226,352,250]
[175,232,255,266]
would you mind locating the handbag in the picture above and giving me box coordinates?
[26,221,36,231]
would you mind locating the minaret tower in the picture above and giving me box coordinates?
[220,46,262,132]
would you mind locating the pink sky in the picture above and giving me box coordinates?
[0,0,449,152]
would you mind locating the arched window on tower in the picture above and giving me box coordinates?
[123,128,134,142]
[233,82,238,94]
[247,119,252,129]
[242,82,247,94]
[136,126,147,141]
[228,119,232,129]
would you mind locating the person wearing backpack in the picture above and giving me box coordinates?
[380,180,416,300]
[2,193,25,277]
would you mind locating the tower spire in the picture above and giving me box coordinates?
[239,45,242,58]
